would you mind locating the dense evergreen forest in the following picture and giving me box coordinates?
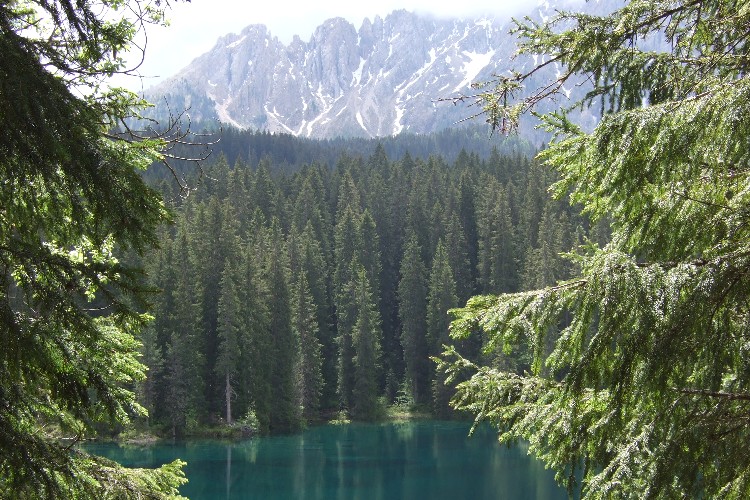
[136,139,607,436]
[141,124,538,185]
[6,0,749,497]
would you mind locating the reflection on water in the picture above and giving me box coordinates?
[85,421,566,499]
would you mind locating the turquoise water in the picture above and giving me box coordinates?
[86,420,566,499]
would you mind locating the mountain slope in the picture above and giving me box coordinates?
[144,3,607,139]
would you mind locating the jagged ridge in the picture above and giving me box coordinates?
[144,3,607,139]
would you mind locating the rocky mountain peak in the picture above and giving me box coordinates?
[143,2,609,138]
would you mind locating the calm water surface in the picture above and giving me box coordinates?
[86,420,566,499]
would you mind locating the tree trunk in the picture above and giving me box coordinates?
[225,373,233,425]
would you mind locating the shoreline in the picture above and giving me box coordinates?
[105,408,448,445]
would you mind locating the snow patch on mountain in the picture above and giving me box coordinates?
[454,50,496,92]
[143,2,607,138]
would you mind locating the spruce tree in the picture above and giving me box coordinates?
[191,198,227,419]
[137,324,163,428]
[251,159,280,223]
[351,266,383,421]
[440,1,750,496]
[405,165,432,262]
[292,176,332,256]
[291,271,324,422]
[357,211,382,314]
[477,179,517,293]
[442,212,474,303]
[456,170,480,288]
[140,226,175,425]
[264,219,302,433]
[216,259,243,424]
[239,231,273,433]
[381,160,410,399]
[333,207,360,410]
[426,242,458,417]
[165,222,204,436]
[297,224,337,411]
[0,1,195,494]
[520,201,572,291]
[398,234,430,406]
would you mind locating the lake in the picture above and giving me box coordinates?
[85,420,567,499]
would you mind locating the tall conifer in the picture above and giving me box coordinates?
[351,266,383,420]
[440,1,750,495]
[291,271,324,421]
[427,241,459,417]
[398,234,430,405]
[264,219,302,433]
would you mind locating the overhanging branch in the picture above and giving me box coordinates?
[675,387,750,401]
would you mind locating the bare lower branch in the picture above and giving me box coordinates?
[675,388,750,401]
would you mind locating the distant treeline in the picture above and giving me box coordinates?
[136,140,607,436]
[142,124,540,184]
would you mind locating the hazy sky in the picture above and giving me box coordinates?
[114,0,545,90]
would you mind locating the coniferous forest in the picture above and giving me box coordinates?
[135,137,607,436]
[7,0,750,498]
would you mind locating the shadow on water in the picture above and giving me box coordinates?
[85,420,567,500]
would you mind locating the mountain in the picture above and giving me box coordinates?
[143,3,609,139]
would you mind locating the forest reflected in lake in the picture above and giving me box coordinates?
[86,420,567,499]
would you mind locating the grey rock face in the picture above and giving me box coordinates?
[143,4,598,138]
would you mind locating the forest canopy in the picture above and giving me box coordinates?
[135,144,586,434]
[7,0,750,497]
[438,0,750,497]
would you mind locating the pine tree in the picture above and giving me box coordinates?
[440,1,750,496]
